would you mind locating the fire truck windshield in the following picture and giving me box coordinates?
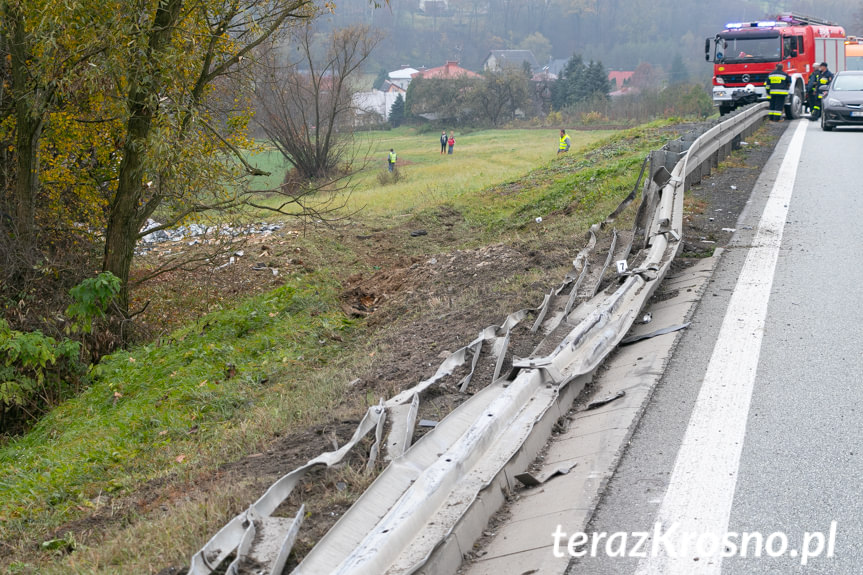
[715,33,781,63]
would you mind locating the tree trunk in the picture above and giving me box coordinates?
[102,0,183,313]
[12,112,42,258]
[8,6,43,258]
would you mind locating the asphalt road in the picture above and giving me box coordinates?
[565,119,863,575]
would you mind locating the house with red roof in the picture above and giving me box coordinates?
[412,61,480,80]
[608,70,635,91]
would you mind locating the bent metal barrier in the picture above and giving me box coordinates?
[188,103,768,575]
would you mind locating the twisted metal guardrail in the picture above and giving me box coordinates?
[188,103,768,575]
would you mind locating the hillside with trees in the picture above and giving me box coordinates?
[324,0,863,81]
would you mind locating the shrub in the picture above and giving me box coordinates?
[376,168,404,186]
[66,272,121,335]
[0,319,85,435]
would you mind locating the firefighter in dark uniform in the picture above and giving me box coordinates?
[809,62,833,121]
[765,63,790,122]
[806,67,822,114]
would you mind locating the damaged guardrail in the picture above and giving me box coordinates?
[188,102,768,575]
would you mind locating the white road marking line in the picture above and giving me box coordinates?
[635,119,809,575]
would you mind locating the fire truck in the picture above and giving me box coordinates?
[705,13,848,117]
[847,37,863,70]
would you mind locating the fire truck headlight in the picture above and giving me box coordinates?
[715,76,725,85]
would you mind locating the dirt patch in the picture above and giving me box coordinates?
[681,123,785,257]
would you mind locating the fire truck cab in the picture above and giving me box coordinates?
[705,13,847,117]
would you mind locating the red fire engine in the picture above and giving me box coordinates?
[847,37,863,70]
[705,13,848,116]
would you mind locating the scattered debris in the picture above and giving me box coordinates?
[621,322,691,346]
[410,230,427,237]
[137,219,286,254]
[721,228,736,233]
[418,419,438,428]
[514,463,577,487]
[585,390,626,411]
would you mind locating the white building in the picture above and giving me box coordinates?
[387,67,419,91]
[353,89,404,122]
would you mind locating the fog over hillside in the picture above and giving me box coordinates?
[315,0,862,79]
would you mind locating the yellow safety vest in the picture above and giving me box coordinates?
[559,135,570,151]
[388,151,397,163]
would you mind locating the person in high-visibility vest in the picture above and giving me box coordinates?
[765,64,790,122]
[558,129,571,154]
[810,62,833,121]
[388,148,397,172]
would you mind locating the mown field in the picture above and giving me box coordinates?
[1,123,691,574]
[244,127,607,220]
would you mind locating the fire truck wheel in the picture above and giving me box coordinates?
[719,104,733,117]
[785,84,803,119]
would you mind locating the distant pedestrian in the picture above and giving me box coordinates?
[447,132,455,155]
[388,148,397,172]
[440,131,448,154]
[558,129,571,154]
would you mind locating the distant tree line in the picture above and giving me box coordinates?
[551,55,612,110]
[406,68,531,127]
[402,53,612,127]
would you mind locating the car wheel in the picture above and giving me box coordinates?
[786,84,803,119]
[821,114,833,131]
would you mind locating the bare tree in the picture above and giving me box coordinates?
[469,70,530,126]
[256,24,380,181]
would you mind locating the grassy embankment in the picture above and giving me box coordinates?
[0,123,679,574]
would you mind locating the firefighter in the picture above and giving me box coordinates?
[387,148,397,172]
[765,63,790,122]
[805,68,821,114]
[810,62,834,121]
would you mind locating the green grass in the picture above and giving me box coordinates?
[0,274,354,535]
[246,127,612,221]
[245,145,290,191]
[349,127,611,216]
